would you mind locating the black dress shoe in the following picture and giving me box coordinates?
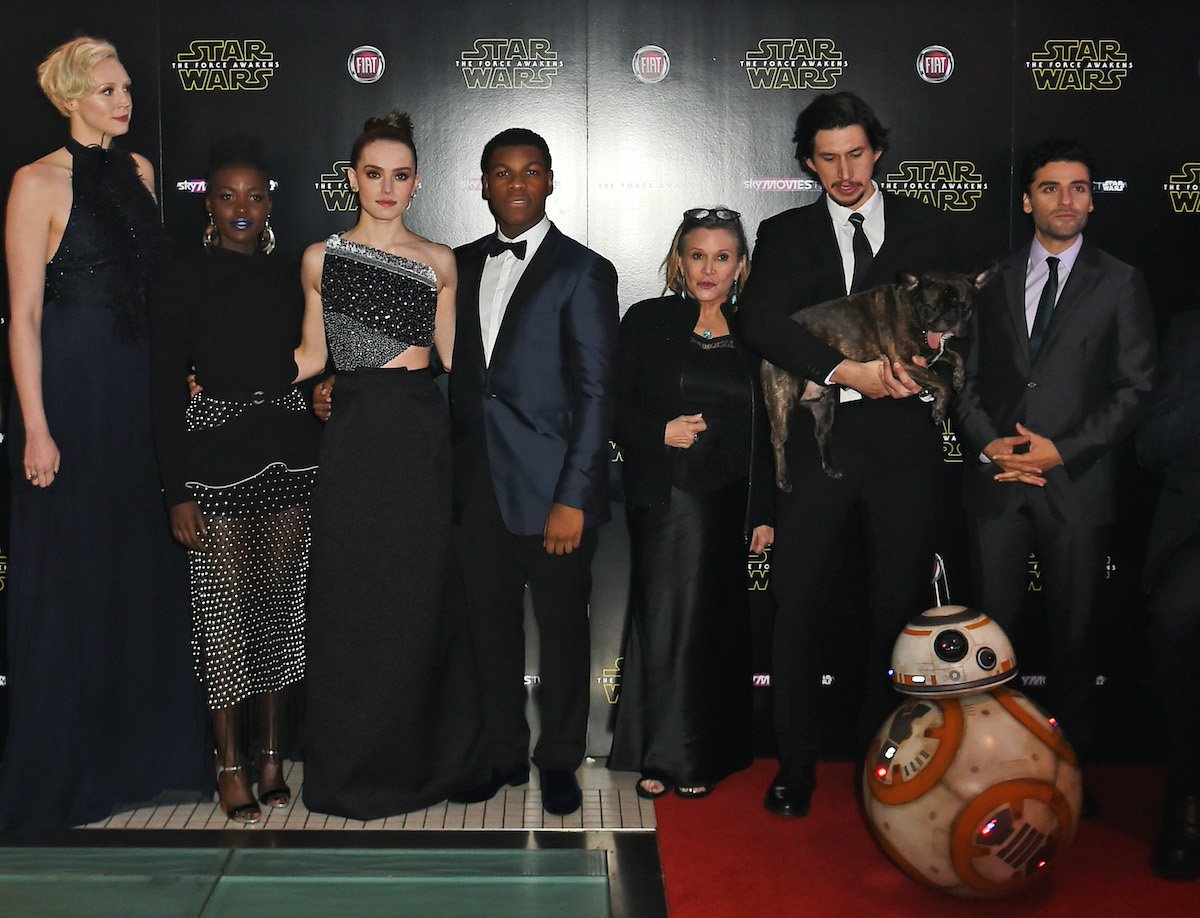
[1152,794,1200,882]
[449,764,530,805]
[539,767,582,816]
[763,765,815,818]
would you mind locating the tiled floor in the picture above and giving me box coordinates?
[82,759,657,832]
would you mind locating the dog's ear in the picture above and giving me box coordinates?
[973,263,999,289]
[897,272,922,291]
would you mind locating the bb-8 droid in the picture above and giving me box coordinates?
[863,604,1083,897]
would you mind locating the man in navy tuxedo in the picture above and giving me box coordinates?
[448,129,619,816]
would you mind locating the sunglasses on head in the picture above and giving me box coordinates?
[683,208,741,221]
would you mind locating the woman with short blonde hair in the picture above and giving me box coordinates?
[0,37,209,832]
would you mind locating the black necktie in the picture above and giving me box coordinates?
[1028,255,1060,360]
[849,212,873,293]
[485,237,527,260]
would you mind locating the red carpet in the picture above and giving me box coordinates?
[655,759,1192,917]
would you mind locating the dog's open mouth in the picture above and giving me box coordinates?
[926,330,946,351]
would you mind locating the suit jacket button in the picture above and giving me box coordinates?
[1026,381,1038,389]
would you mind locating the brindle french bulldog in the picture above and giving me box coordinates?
[762,267,996,487]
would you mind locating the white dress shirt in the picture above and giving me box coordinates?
[823,183,886,398]
[1024,234,1083,334]
[826,181,886,296]
[479,216,552,365]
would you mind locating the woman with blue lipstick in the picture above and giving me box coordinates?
[150,137,320,823]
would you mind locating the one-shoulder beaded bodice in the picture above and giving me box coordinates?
[320,235,437,371]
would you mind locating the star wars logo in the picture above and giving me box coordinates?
[456,38,561,89]
[173,39,278,92]
[748,545,770,591]
[940,419,963,463]
[880,162,987,212]
[1026,551,1041,591]
[598,658,622,704]
[741,38,845,90]
[315,162,355,212]
[1026,39,1130,91]
[1164,163,1200,213]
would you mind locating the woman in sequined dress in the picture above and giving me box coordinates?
[0,37,209,832]
[607,208,773,800]
[150,138,320,823]
[295,111,485,819]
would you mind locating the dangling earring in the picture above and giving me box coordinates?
[259,216,276,254]
[203,212,219,249]
[407,181,421,212]
[731,278,740,306]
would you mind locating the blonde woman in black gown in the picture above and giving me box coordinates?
[608,208,774,800]
[295,111,484,819]
[1,37,208,832]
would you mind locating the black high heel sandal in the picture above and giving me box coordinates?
[635,776,673,800]
[256,749,291,808]
[216,760,262,824]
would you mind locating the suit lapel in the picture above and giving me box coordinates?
[457,236,489,372]
[1036,242,1100,359]
[489,223,562,365]
[1002,243,1032,366]
[807,203,850,299]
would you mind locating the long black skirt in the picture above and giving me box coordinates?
[608,479,753,786]
[302,368,484,819]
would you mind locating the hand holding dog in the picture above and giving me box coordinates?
[665,414,706,448]
[830,356,928,399]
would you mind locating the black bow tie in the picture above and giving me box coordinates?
[485,237,527,260]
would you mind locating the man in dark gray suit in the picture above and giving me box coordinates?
[955,139,1157,791]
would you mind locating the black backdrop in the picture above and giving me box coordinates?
[2,1,1198,760]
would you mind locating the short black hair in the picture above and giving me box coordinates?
[1019,138,1095,191]
[793,91,890,172]
[480,127,552,174]
[206,135,270,185]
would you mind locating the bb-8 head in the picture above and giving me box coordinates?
[888,605,1017,697]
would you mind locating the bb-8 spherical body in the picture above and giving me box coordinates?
[863,605,1083,897]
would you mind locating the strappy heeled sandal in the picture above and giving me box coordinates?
[256,749,292,808]
[216,761,262,823]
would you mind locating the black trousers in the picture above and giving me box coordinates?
[452,461,597,773]
[1147,529,1200,796]
[969,487,1108,754]
[769,398,943,768]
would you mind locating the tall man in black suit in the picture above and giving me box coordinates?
[448,129,619,816]
[954,139,1156,786]
[738,92,959,817]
